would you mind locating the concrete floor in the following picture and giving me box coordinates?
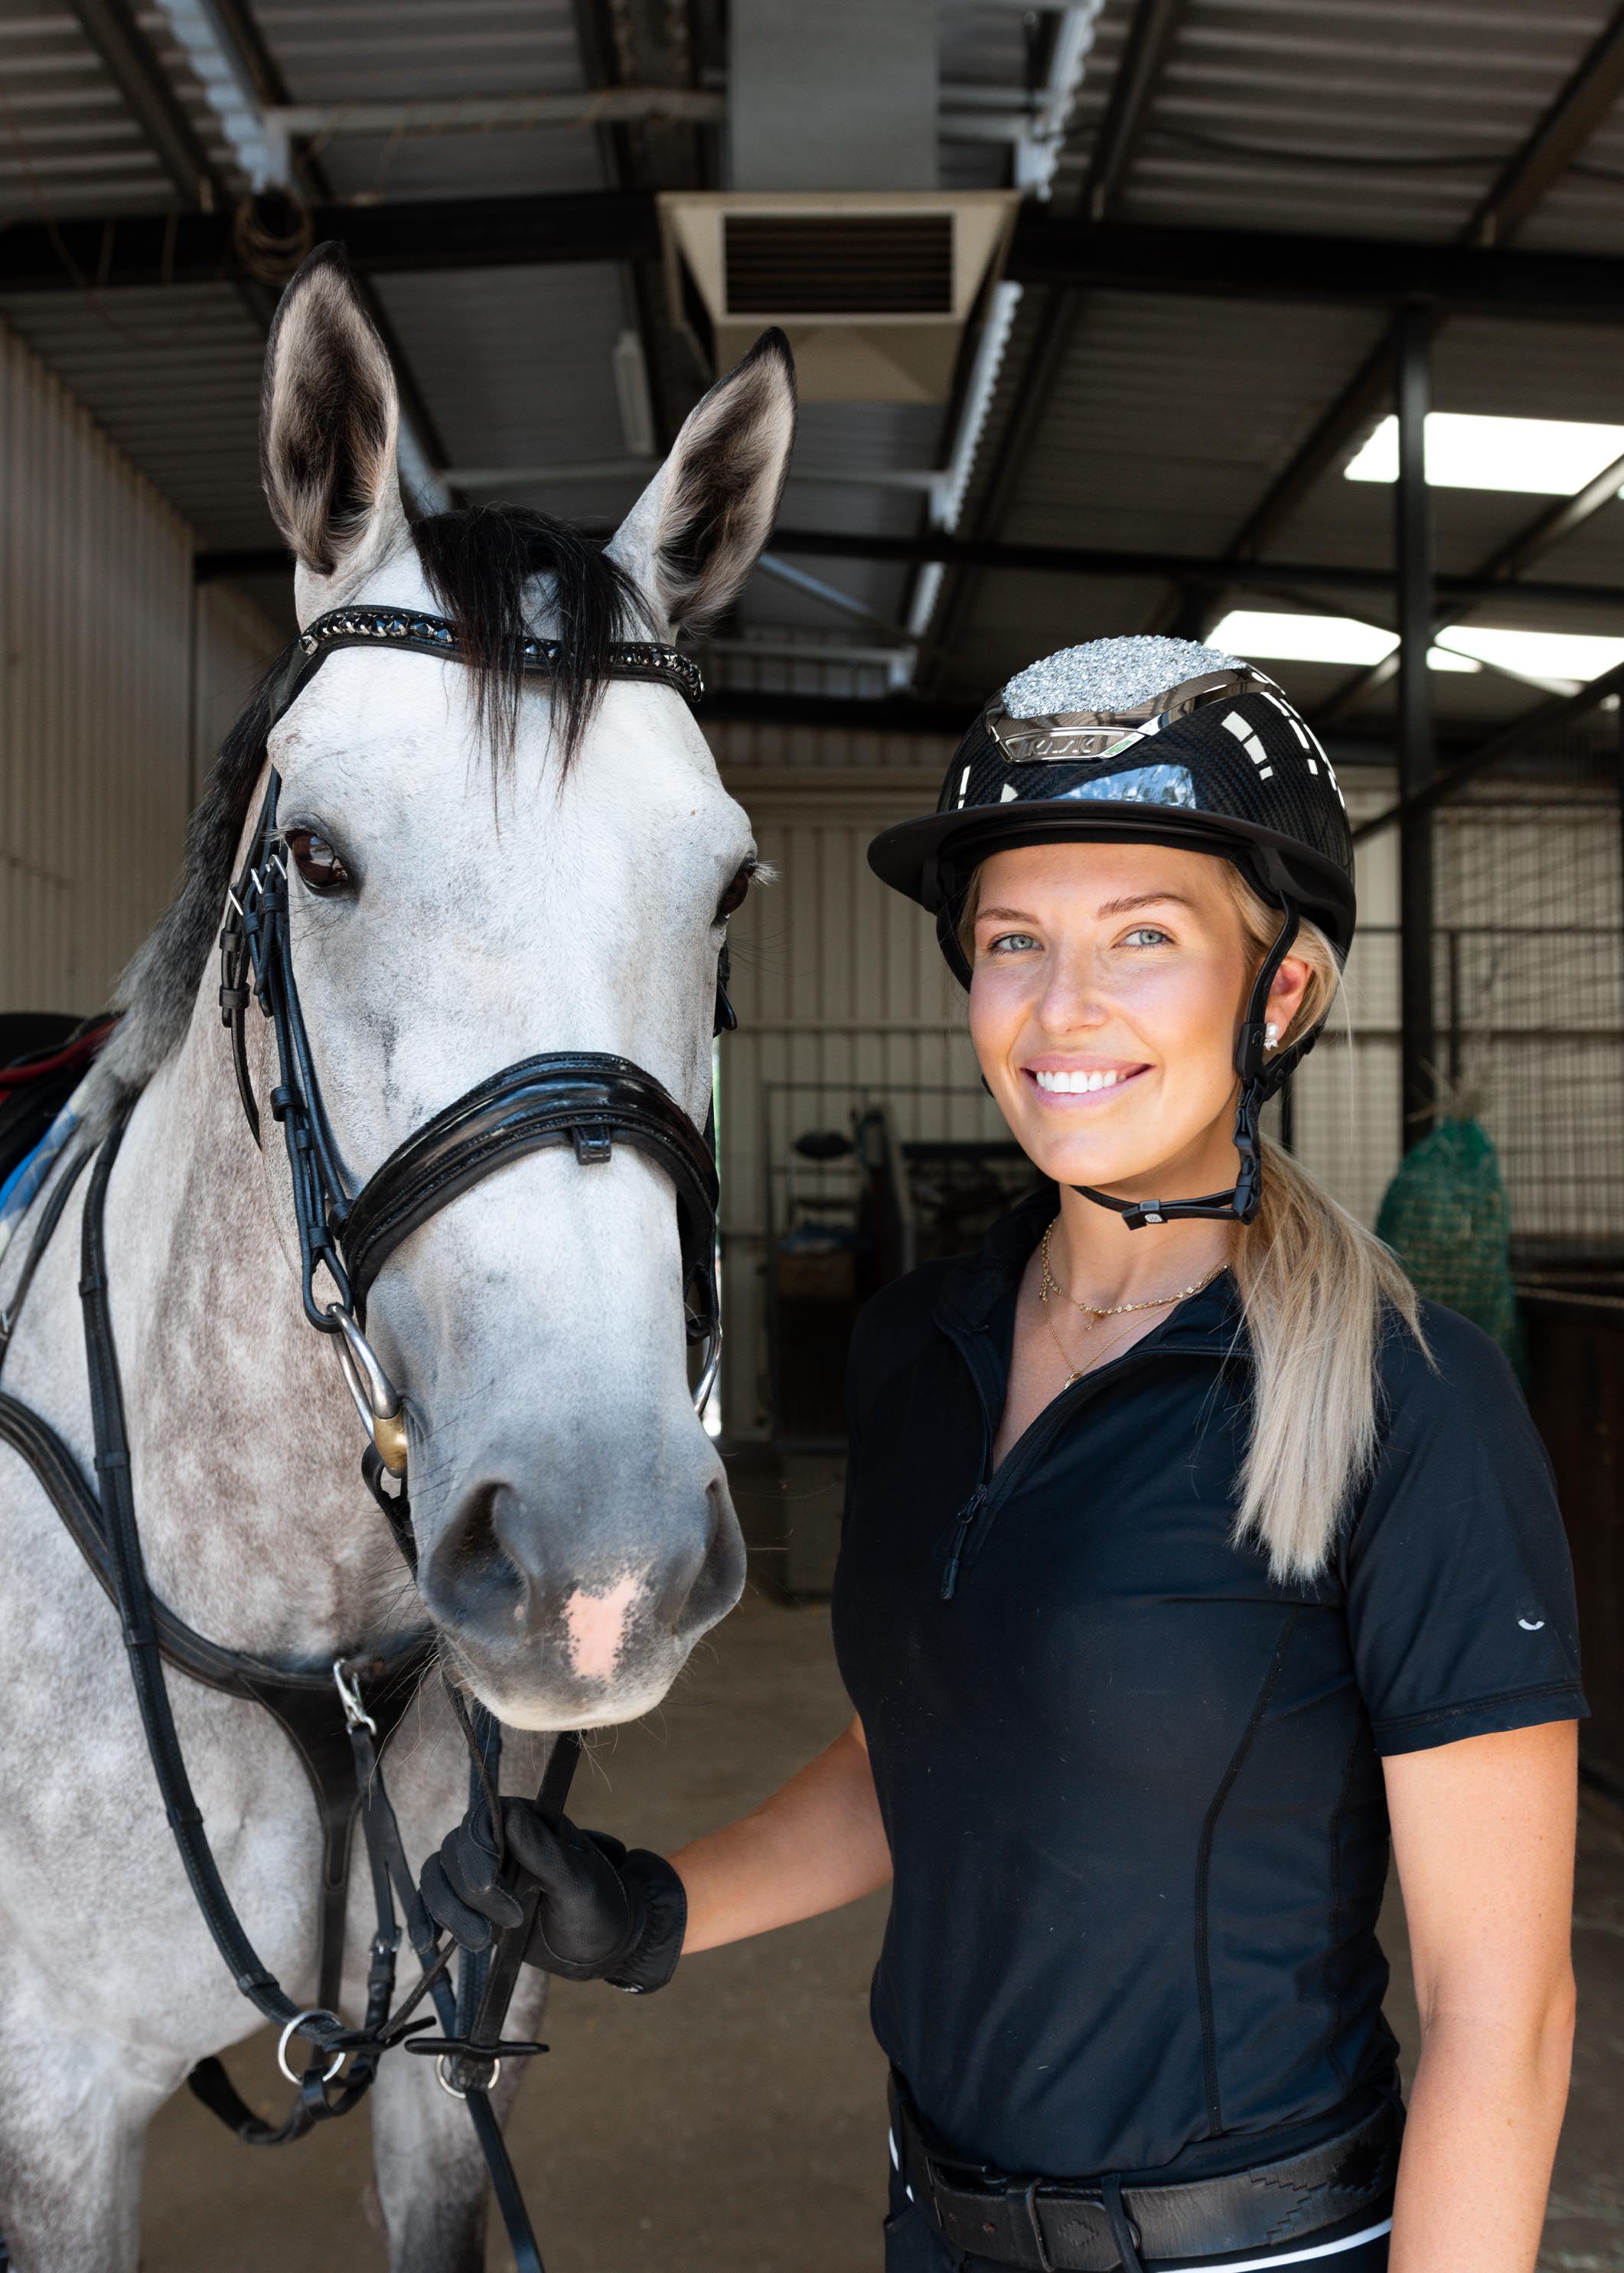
[141,1584,1624,2272]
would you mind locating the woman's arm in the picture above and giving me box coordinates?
[672,1714,892,1953]
[1384,1719,1578,2273]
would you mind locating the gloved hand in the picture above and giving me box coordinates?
[415,1797,686,1994]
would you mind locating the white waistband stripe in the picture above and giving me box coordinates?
[1156,2217,1393,2273]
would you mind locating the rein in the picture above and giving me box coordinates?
[0,605,732,2272]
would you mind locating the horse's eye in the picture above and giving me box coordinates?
[285,828,352,893]
[717,863,754,921]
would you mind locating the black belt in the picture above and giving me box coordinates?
[889,2077,1400,2273]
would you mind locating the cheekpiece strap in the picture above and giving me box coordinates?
[266,605,703,732]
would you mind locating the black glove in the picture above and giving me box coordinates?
[416,1798,686,1994]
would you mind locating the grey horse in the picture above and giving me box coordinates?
[0,246,796,2271]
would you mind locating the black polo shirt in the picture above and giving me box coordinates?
[830,1188,1586,2184]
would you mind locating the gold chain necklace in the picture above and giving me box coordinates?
[1038,1218,1225,1387]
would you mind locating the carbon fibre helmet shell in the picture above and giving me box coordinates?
[867,652,1355,989]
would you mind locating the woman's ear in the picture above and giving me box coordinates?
[606,330,796,636]
[260,242,412,627]
[1267,951,1314,1041]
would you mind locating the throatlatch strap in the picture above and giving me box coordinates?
[1073,900,1306,1230]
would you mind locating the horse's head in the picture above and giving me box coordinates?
[251,248,795,1727]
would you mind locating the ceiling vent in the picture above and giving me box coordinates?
[659,191,1019,403]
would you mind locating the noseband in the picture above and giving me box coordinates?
[218,605,729,1544]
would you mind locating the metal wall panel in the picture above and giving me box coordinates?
[0,315,280,1016]
[715,737,1007,1436]
[194,576,285,794]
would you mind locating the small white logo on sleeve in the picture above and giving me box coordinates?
[1518,1617,1545,1631]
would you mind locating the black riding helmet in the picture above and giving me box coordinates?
[866,636,1356,1227]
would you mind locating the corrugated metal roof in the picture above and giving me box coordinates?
[250,0,602,202]
[4,0,1624,731]
[0,0,230,216]
[1112,0,1619,243]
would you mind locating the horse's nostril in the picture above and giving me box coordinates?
[431,1479,526,1624]
[667,1474,745,1641]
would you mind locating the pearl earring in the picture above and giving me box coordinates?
[1264,1021,1280,1049]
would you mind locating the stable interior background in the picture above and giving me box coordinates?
[2,0,1622,2265]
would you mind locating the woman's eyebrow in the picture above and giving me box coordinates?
[976,905,1039,924]
[1094,890,1195,918]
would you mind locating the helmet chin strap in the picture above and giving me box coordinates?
[1072,901,1308,1231]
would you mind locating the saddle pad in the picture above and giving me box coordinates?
[0,1016,116,1257]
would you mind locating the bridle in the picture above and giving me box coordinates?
[220,602,731,1556]
[0,601,737,2273]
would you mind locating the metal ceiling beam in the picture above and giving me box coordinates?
[1464,2,1624,247]
[66,0,217,208]
[1004,217,1624,319]
[1079,0,1191,221]
[18,199,1624,320]
[0,191,661,292]
[193,532,1624,612]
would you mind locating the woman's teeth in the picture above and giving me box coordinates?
[1033,1068,1124,1094]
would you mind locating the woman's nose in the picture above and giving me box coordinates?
[1035,951,1107,1033]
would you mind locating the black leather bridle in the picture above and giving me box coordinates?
[220,604,731,1557]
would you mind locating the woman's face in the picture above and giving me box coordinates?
[967,841,1310,1199]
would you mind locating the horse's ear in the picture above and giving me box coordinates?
[607,329,796,634]
[260,242,411,625]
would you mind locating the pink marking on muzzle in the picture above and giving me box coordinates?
[563,1575,640,1682]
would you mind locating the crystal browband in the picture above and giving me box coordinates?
[266,604,704,732]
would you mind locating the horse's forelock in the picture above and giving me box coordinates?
[411,504,653,771]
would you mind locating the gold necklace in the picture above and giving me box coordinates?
[1038,1218,1224,1386]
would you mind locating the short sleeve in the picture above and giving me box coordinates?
[1342,1303,1587,1757]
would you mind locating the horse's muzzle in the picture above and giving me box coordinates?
[421,1449,745,1724]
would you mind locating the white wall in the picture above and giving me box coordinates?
[0,318,282,1016]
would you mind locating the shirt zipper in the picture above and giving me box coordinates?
[940,1487,985,1601]
[935,1318,1234,1602]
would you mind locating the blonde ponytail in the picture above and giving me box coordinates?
[1225,876,1427,1579]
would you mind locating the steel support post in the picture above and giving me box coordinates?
[1396,303,1437,1149]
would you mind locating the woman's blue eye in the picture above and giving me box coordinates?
[988,931,1040,954]
[1124,925,1172,947]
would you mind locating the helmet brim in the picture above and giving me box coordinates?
[866,799,1357,960]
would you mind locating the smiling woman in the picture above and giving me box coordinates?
[419,641,1588,2273]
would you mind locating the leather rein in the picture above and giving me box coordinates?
[0,606,730,2273]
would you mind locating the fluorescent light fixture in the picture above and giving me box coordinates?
[1345,412,1624,495]
[1433,625,1624,682]
[1211,611,1479,672]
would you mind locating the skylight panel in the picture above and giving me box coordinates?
[1431,626,1624,683]
[1344,413,1624,495]
[1210,611,1479,672]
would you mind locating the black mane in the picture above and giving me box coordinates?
[86,506,648,1117]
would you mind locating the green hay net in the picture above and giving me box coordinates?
[1375,1118,1525,1376]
